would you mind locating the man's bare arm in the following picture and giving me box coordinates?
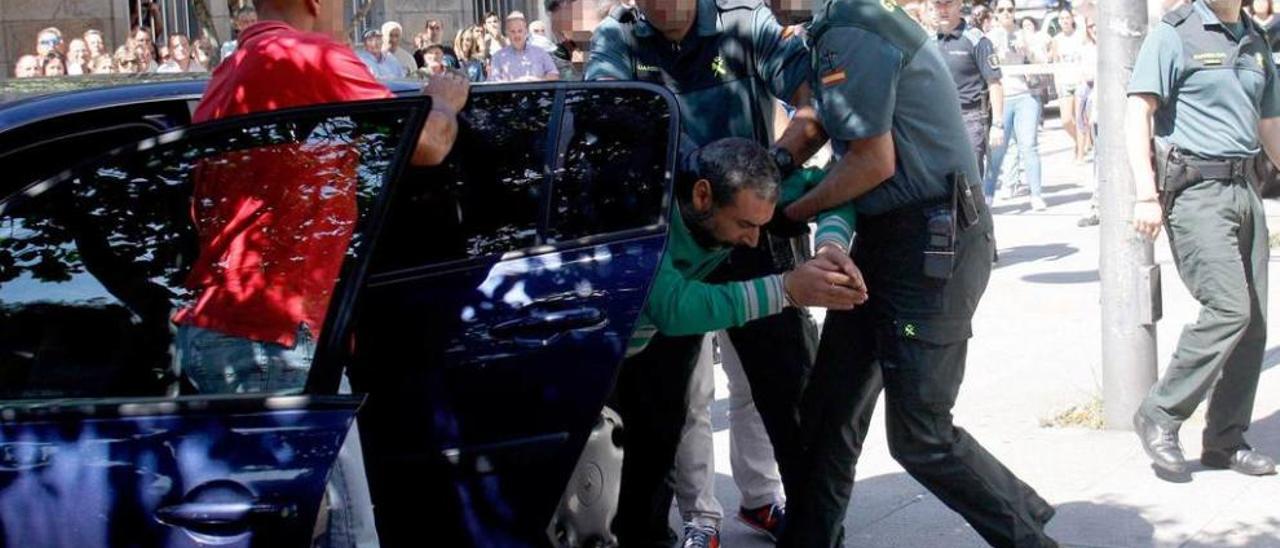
[782,132,895,222]
[411,70,470,166]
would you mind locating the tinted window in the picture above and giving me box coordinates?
[548,88,671,243]
[373,90,555,271]
[0,107,413,400]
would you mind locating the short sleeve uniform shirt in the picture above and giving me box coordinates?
[935,19,1002,108]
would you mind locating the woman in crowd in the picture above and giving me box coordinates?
[65,38,90,75]
[986,0,1047,210]
[1249,0,1280,49]
[113,45,142,74]
[132,26,159,72]
[88,54,114,74]
[1051,8,1087,162]
[482,12,506,57]
[454,25,488,83]
[157,34,206,73]
[42,53,67,77]
[84,29,108,59]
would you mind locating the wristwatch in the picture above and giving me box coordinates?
[992,121,1004,130]
[770,146,797,177]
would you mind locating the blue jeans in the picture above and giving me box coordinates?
[984,93,1043,200]
[175,324,313,395]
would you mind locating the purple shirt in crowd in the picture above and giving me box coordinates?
[487,44,558,82]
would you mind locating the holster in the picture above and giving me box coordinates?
[923,173,978,280]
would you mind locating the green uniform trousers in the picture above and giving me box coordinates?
[1142,176,1269,452]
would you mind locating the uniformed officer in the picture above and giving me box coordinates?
[776,0,1057,546]
[586,1,834,545]
[1129,0,1279,477]
[933,0,1004,178]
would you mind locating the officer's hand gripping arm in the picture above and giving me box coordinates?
[783,132,895,222]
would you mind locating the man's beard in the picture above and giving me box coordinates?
[681,204,725,250]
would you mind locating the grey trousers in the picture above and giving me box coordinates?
[1142,177,1269,452]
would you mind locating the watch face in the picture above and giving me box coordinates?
[772,147,794,170]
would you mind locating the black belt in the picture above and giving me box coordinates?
[960,100,986,111]
[1185,157,1250,181]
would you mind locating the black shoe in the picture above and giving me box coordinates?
[1202,446,1277,476]
[1133,411,1188,474]
[1076,214,1099,227]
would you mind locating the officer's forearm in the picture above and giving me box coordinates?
[784,132,895,221]
[776,83,829,163]
[989,81,1004,122]
[775,104,828,164]
[1258,117,1280,170]
[1125,95,1159,200]
[411,108,460,166]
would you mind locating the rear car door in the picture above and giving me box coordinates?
[353,82,679,545]
[0,98,427,546]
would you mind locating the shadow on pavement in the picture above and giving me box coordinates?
[1022,269,1100,284]
[1046,499,1160,547]
[993,243,1079,269]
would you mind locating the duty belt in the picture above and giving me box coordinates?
[1185,157,1250,181]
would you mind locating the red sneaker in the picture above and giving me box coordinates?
[737,503,785,541]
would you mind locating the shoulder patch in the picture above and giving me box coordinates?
[988,52,1000,69]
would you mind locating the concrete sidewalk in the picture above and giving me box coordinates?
[699,121,1280,547]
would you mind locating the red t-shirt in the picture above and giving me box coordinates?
[174,21,394,346]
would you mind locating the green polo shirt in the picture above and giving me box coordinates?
[1129,0,1280,159]
[627,168,856,357]
[586,0,810,147]
[809,0,982,215]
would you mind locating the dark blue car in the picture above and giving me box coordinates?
[0,79,681,547]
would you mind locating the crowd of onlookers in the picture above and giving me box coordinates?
[11,21,221,79]
[359,9,587,83]
[10,2,604,85]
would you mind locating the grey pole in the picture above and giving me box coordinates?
[1098,0,1159,430]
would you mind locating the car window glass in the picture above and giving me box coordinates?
[548,88,671,243]
[371,90,554,273]
[0,107,413,400]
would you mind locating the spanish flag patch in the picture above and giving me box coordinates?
[821,70,847,87]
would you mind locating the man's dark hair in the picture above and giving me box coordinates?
[684,138,781,209]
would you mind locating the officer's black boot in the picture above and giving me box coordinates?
[1133,410,1189,474]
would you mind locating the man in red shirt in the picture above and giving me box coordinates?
[169,1,468,546]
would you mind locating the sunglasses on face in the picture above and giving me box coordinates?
[996,7,1014,13]
[39,37,61,46]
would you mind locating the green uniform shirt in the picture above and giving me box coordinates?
[1129,0,1280,159]
[809,0,982,215]
[586,0,810,147]
[627,169,856,357]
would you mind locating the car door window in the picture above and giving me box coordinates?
[0,101,419,400]
[548,87,671,242]
[372,90,555,273]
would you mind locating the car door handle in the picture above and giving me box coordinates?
[490,307,606,346]
[155,480,291,537]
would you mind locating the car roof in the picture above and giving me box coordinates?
[0,78,423,134]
